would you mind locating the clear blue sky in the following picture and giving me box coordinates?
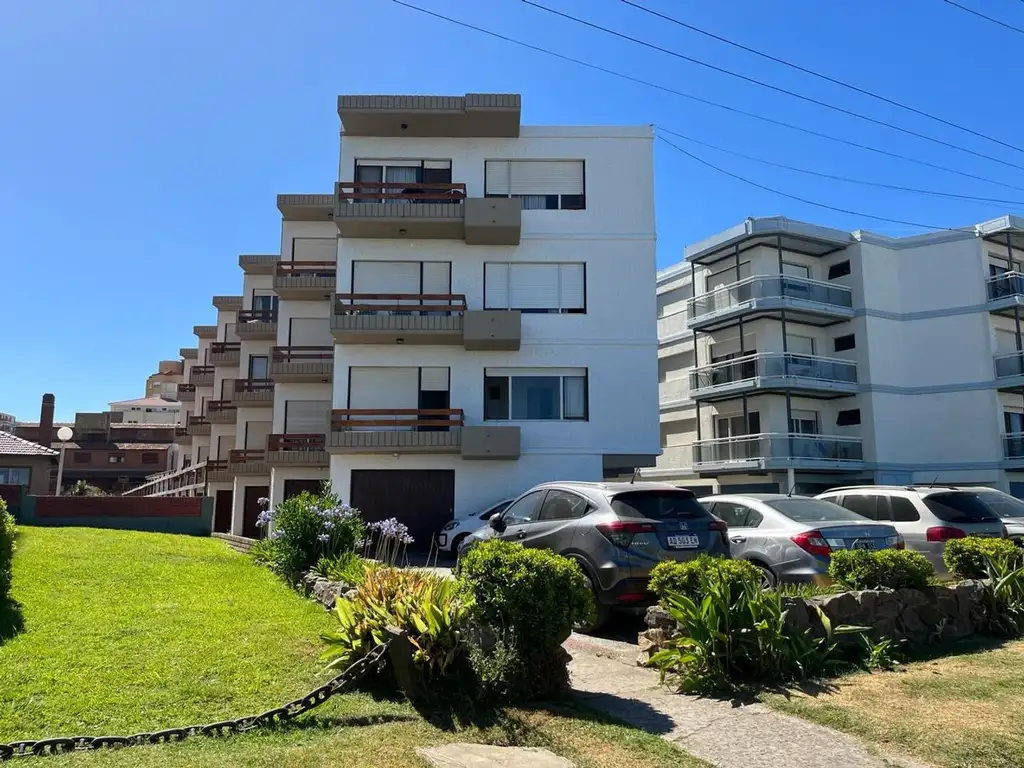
[3,0,1023,421]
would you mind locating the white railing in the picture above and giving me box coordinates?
[693,433,863,466]
[687,274,853,322]
[121,461,207,497]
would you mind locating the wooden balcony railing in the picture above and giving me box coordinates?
[207,400,237,414]
[331,408,464,430]
[234,378,275,393]
[237,309,278,323]
[336,181,466,203]
[268,434,326,452]
[187,415,210,426]
[174,427,190,438]
[178,384,196,394]
[335,293,468,314]
[271,346,333,362]
[210,341,241,354]
[276,261,336,278]
[230,449,266,464]
[207,459,229,472]
[191,366,215,376]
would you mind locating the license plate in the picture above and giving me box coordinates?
[667,534,700,549]
[851,539,875,551]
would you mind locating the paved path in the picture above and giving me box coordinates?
[566,633,929,768]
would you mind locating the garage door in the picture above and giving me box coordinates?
[350,470,454,551]
[284,478,323,500]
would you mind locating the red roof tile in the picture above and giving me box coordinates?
[0,432,59,457]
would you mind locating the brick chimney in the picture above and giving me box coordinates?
[38,393,55,448]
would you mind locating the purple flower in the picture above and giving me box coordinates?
[270,529,283,540]
[256,509,273,527]
[257,497,270,509]
[317,533,330,543]
[322,520,335,530]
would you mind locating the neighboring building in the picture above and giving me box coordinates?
[0,431,57,496]
[109,395,181,425]
[0,413,15,433]
[145,360,184,400]
[649,214,1024,496]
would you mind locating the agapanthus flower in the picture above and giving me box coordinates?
[255,509,273,527]
[257,497,270,509]
[316,533,331,543]
[270,529,284,540]
[322,520,335,530]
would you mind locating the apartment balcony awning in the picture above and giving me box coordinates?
[692,433,864,475]
[337,93,521,138]
[270,346,333,383]
[687,275,854,332]
[277,194,334,222]
[689,353,858,402]
[685,217,853,267]
[212,295,243,311]
[179,347,198,360]
[238,254,278,274]
[193,325,217,340]
[274,261,337,300]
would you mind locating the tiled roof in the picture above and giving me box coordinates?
[114,443,172,451]
[110,423,178,429]
[0,432,59,457]
[108,396,181,407]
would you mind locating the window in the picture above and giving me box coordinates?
[611,490,711,520]
[715,412,760,438]
[837,409,861,427]
[890,496,921,522]
[485,160,585,210]
[249,355,269,380]
[711,502,763,528]
[789,410,820,435]
[354,159,453,201]
[782,262,810,279]
[787,335,816,356]
[484,262,585,313]
[479,500,513,521]
[73,451,91,464]
[484,369,587,421]
[834,334,856,352]
[1006,412,1024,434]
[501,490,546,525]
[108,453,125,464]
[923,493,1000,523]
[538,490,590,521]
[0,468,30,486]
[141,452,159,465]
[841,494,881,520]
[828,260,851,279]
[766,497,871,522]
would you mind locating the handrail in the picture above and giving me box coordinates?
[334,293,468,314]
[234,378,275,392]
[178,383,197,393]
[230,449,266,463]
[187,415,210,426]
[191,366,215,375]
[276,261,337,277]
[687,273,854,316]
[237,309,278,323]
[207,400,236,413]
[271,345,333,361]
[693,351,857,371]
[210,341,241,353]
[268,433,326,451]
[336,181,466,201]
[986,270,1024,284]
[693,432,862,446]
[331,408,464,429]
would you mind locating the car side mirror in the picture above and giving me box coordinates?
[489,514,506,532]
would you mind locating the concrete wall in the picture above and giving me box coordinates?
[20,495,213,535]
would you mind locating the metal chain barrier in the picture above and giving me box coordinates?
[0,642,390,761]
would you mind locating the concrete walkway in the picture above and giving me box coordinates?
[566,633,929,768]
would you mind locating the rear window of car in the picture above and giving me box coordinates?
[611,491,710,520]
[923,493,1001,523]
[764,497,868,523]
[974,491,1024,519]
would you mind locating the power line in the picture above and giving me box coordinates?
[389,0,1024,193]
[657,127,1024,206]
[520,0,1024,173]
[940,0,1024,35]
[656,135,972,233]
[621,0,1024,156]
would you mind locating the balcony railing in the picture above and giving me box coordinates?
[690,352,858,396]
[268,434,326,452]
[189,366,214,386]
[187,415,209,427]
[274,261,337,299]
[336,181,467,204]
[272,345,333,362]
[987,271,1024,302]
[232,378,274,405]
[693,433,863,467]
[1005,433,1024,459]
[270,346,333,382]
[334,293,468,314]
[329,409,464,454]
[177,383,196,402]
[659,378,691,406]
[276,261,336,278]
[657,309,691,343]
[207,400,237,423]
[332,294,469,345]
[237,309,278,324]
[234,378,275,393]
[331,408,464,431]
[996,350,1024,379]
[230,449,266,464]
[209,342,241,366]
[687,275,854,327]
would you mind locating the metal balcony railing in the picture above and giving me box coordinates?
[334,293,468,315]
[237,309,278,324]
[268,434,326,452]
[690,352,858,391]
[271,346,333,362]
[335,181,466,204]
[234,378,275,393]
[987,271,1024,301]
[995,351,1024,379]
[1005,433,1024,459]
[331,408,464,431]
[276,261,336,279]
[687,275,853,321]
[693,433,864,465]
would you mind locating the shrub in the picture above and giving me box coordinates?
[980,555,1024,637]
[256,486,365,580]
[313,551,369,586]
[828,549,934,591]
[321,567,472,682]
[0,499,14,603]
[648,555,760,603]
[248,538,279,568]
[944,536,1023,580]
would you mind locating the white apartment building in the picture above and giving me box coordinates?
[108,396,181,425]
[650,215,1024,497]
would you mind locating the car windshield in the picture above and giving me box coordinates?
[923,493,1001,523]
[973,490,1024,519]
[479,501,511,520]
[611,490,710,520]
[764,497,867,523]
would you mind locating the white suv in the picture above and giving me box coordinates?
[815,486,1007,574]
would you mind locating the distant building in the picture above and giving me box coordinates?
[0,413,14,433]
[145,360,183,400]
[109,396,181,425]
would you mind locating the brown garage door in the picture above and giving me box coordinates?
[242,485,269,539]
[214,489,233,534]
[350,470,454,552]
[284,478,323,500]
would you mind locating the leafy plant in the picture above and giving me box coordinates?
[361,518,415,567]
[860,635,903,671]
[467,633,571,703]
[321,567,473,681]
[829,549,934,591]
[247,538,279,568]
[66,480,103,497]
[313,551,369,586]
[0,499,14,602]
[980,554,1024,637]
[944,536,1023,580]
[648,555,761,603]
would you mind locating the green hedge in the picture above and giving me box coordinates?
[0,498,15,602]
[828,549,934,591]
[944,536,1023,580]
[649,555,760,603]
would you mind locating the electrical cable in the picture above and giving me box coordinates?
[940,0,1024,36]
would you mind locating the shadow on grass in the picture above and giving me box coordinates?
[280,712,418,732]
[0,599,23,646]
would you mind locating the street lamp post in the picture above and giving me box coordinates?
[54,426,73,496]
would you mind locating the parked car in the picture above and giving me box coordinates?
[457,481,729,631]
[701,494,903,587]
[815,486,1006,573]
[435,498,515,554]
[962,488,1024,546]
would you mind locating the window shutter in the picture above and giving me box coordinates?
[421,262,451,295]
[292,238,336,262]
[245,420,272,451]
[352,261,421,303]
[485,161,511,195]
[284,400,331,434]
[508,161,583,195]
[559,264,585,310]
[510,263,559,310]
[349,367,419,411]
[289,318,332,346]
[419,367,449,392]
[485,263,510,309]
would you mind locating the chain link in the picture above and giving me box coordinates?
[0,642,389,760]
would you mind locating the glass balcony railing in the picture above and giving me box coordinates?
[987,271,1024,302]
[1005,433,1024,459]
[995,351,1024,379]
[693,433,863,466]
[687,275,853,323]
[689,352,857,392]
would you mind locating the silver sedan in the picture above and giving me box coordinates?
[700,494,903,587]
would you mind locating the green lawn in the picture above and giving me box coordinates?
[0,527,703,767]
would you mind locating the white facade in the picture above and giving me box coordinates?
[108,396,181,425]
[650,215,1024,497]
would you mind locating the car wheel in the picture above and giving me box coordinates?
[754,562,777,589]
[574,570,610,634]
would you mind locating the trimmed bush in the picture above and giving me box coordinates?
[648,555,760,603]
[828,549,934,591]
[944,536,1024,580]
[0,498,14,602]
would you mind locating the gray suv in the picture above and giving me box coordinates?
[459,481,729,630]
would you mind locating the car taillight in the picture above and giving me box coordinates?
[791,530,832,557]
[886,534,905,550]
[596,521,656,549]
[1003,525,1010,539]
[926,526,967,542]
[708,519,727,532]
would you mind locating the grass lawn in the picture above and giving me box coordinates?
[0,527,704,767]
[766,640,1024,768]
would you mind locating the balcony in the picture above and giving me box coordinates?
[209,341,241,367]
[687,276,855,332]
[336,93,521,138]
[193,324,218,340]
[333,182,520,245]
[274,261,337,300]
[207,400,237,425]
[987,272,1024,315]
[270,346,333,383]
[212,295,243,311]
[659,378,691,408]
[173,427,192,445]
[232,378,274,406]
[206,450,268,481]
[236,309,278,339]
[189,366,214,387]
[267,434,329,467]
[692,433,864,473]
[332,294,465,345]
[658,309,692,347]
[239,254,278,274]
[177,383,196,402]
[995,351,1024,392]
[689,353,858,402]
[179,347,198,360]
[1005,433,1024,464]
[185,415,211,437]
[328,409,463,454]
